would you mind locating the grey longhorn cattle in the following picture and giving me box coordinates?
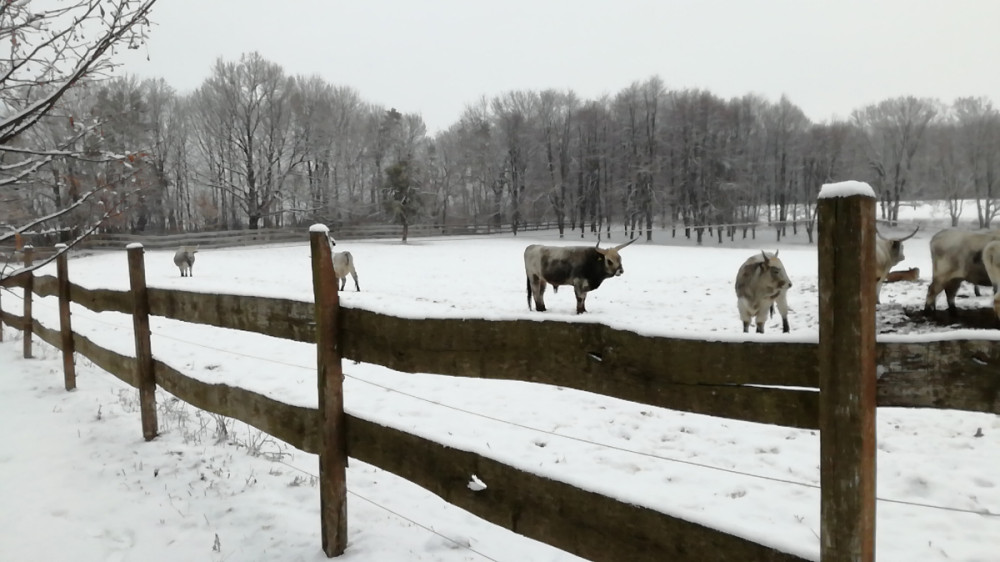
[735,250,791,333]
[524,238,637,314]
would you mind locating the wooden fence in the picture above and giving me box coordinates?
[1,194,999,561]
[0,222,562,263]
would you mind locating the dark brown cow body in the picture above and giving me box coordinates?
[524,239,636,314]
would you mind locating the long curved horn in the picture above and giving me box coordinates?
[613,237,638,251]
[897,225,920,242]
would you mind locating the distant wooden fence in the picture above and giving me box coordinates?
[1,194,998,561]
[0,222,562,262]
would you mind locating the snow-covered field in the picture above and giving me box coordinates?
[2,212,999,561]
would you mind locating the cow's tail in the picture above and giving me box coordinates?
[526,276,533,310]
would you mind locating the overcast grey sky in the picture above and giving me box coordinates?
[115,0,1000,134]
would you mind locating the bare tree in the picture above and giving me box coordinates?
[1,0,157,280]
[492,91,538,235]
[852,96,938,223]
[537,89,576,237]
[190,52,305,230]
[953,97,1000,227]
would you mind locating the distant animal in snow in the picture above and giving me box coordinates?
[884,267,920,283]
[332,251,360,291]
[735,250,791,333]
[874,226,919,303]
[173,246,198,277]
[524,238,637,314]
[924,228,1000,315]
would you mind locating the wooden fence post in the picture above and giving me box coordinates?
[310,225,348,557]
[817,182,877,562]
[55,244,76,390]
[22,245,34,358]
[127,244,158,441]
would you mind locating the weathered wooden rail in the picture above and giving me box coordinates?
[14,275,999,426]
[1,186,997,561]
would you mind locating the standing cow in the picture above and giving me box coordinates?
[333,251,360,291]
[524,238,637,314]
[735,250,792,333]
[924,228,1000,315]
[982,240,1000,325]
[173,245,198,277]
[874,226,919,303]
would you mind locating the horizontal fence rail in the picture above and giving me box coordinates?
[7,273,1000,426]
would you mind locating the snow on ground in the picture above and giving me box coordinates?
[2,216,1000,561]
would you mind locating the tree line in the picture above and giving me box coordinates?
[4,9,1000,259]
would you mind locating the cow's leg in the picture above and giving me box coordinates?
[944,278,963,315]
[529,275,547,312]
[875,278,883,305]
[775,291,790,333]
[924,277,945,312]
[574,285,587,314]
[339,277,347,291]
[753,308,767,334]
[351,271,360,291]
[737,298,753,333]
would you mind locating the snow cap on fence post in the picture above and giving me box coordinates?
[818,180,876,200]
[125,242,144,250]
[310,223,336,247]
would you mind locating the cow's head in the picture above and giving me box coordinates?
[759,250,792,290]
[595,237,638,277]
[876,225,919,264]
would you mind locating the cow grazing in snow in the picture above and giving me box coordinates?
[524,238,637,314]
[874,226,919,303]
[735,250,792,333]
[924,228,1000,315]
[333,251,360,291]
[173,245,198,277]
